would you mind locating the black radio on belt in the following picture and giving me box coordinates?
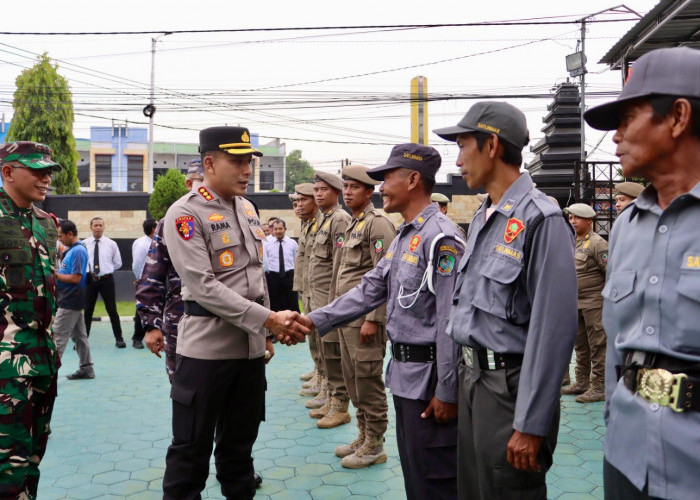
[391,342,436,363]
[184,298,264,317]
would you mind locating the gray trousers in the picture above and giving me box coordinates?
[457,362,558,500]
[53,308,93,371]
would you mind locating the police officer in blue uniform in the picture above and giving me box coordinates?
[584,46,700,499]
[434,101,578,499]
[293,144,464,499]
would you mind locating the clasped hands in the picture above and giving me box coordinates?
[264,311,313,344]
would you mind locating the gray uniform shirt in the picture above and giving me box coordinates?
[603,182,700,499]
[163,185,271,360]
[446,173,577,436]
[309,203,463,403]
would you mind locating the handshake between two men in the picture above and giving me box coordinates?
[262,311,315,345]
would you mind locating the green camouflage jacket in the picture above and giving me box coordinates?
[0,188,58,378]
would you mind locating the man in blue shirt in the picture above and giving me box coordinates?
[54,219,94,380]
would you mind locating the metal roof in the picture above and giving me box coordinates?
[600,0,700,68]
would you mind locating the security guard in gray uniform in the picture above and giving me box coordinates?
[307,171,352,428]
[161,126,307,499]
[434,101,577,499]
[299,144,464,499]
[584,46,700,499]
[333,164,396,469]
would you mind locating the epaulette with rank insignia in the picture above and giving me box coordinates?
[198,186,214,201]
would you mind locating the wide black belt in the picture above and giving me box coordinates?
[463,347,523,371]
[184,298,264,317]
[620,350,700,413]
[391,342,436,363]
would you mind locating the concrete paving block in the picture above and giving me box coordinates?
[114,457,151,472]
[53,473,94,489]
[284,474,323,490]
[130,466,164,482]
[262,466,296,481]
[309,484,351,499]
[66,483,109,499]
[274,454,307,468]
[321,470,360,486]
[552,477,595,493]
[348,480,388,496]
[92,470,131,485]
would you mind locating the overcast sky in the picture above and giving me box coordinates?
[0,0,659,180]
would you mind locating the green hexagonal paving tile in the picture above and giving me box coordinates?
[107,479,149,496]
[263,466,296,481]
[356,465,396,481]
[284,474,323,490]
[66,483,109,499]
[555,453,584,466]
[274,454,307,468]
[310,484,351,499]
[270,490,312,500]
[114,457,150,472]
[578,449,604,461]
[53,473,93,489]
[553,477,595,493]
[555,443,580,454]
[296,463,334,476]
[130,467,164,482]
[321,470,360,486]
[91,470,131,485]
[256,478,286,496]
[349,479,388,496]
[550,465,590,479]
[286,445,318,457]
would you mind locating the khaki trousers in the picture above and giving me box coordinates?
[302,294,324,377]
[574,306,607,388]
[339,325,388,436]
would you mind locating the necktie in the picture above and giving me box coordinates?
[278,240,285,274]
[94,239,100,274]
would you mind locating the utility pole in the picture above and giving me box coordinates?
[580,19,586,163]
[145,33,171,192]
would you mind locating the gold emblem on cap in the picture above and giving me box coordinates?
[242,131,250,143]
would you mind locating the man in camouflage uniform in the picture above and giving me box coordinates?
[333,165,395,468]
[136,160,204,380]
[0,141,62,499]
[563,203,608,403]
[306,171,352,428]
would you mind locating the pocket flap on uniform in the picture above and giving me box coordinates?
[480,257,522,285]
[170,383,196,406]
[602,270,636,302]
[677,273,700,303]
[356,348,385,362]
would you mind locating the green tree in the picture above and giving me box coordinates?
[8,53,80,194]
[285,149,315,192]
[149,169,188,220]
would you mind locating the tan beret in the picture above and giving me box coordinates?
[294,183,314,197]
[565,203,596,218]
[614,181,644,199]
[313,170,343,191]
[431,193,450,204]
[342,165,380,186]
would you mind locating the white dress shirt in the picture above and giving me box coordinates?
[83,235,122,276]
[131,235,153,279]
[263,236,297,273]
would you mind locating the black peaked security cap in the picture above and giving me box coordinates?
[199,126,262,157]
[433,101,530,149]
[367,143,441,181]
[584,46,700,131]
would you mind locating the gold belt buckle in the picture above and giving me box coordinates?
[462,346,473,368]
[636,368,686,413]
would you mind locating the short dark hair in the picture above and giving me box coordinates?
[90,216,103,227]
[268,217,279,225]
[648,95,700,139]
[400,169,434,195]
[272,219,286,229]
[59,219,78,237]
[143,218,157,236]
[472,131,523,167]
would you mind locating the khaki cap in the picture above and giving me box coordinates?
[614,181,644,199]
[342,165,380,186]
[313,170,343,191]
[565,203,596,218]
[295,183,314,197]
[431,193,450,204]
[289,193,300,201]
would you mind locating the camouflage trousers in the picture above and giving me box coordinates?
[0,375,57,499]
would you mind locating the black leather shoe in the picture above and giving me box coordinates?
[254,472,262,488]
[115,339,127,348]
[132,340,144,349]
[67,369,95,380]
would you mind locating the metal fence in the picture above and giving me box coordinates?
[574,161,622,237]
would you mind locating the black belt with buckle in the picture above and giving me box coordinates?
[468,347,523,371]
[620,350,700,413]
[91,273,112,281]
[184,298,264,317]
[391,342,436,363]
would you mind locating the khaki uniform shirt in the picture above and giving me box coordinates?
[292,219,310,294]
[308,204,351,309]
[334,202,396,326]
[163,185,271,360]
[301,215,318,301]
[575,229,608,308]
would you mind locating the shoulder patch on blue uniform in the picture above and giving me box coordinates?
[437,254,455,276]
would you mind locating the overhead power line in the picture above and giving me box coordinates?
[0,17,644,36]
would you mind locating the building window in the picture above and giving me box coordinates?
[127,155,143,191]
[260,171,275,191]
[95,154,112,191]
[77,159,90,188]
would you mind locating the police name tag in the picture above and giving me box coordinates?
[682,252,700,270]
[494,243,523,262]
